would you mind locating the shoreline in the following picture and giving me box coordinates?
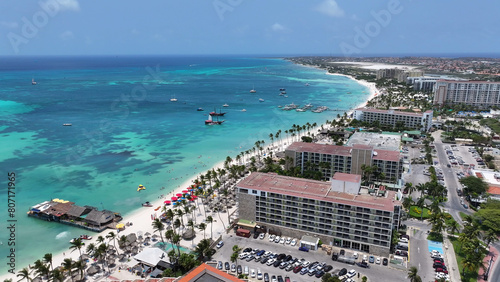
[1,61,380,281]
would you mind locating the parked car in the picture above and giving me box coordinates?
[346,269,357,278]
[274,236,281,243]
[217,261,223,270]
[285,237,292,245]
[369,256,375,263]
[356,262,369,268]
[435,268,448,274]
[340,249,345,256]
[290,239,297,246]
[382,258,388,266]
[376,257,381,264]
[293,265,302,273]
[257,269,263,280]
[224,262,230,270]
[259,233,265,240]
[338,268,347,276]
[269,234,276,242]
[323,265,333,272]
[231,263,236,272]
[264,273,269,282]
[299,246,309,252]
[216,241,224,248]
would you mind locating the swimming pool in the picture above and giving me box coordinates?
[428,240,444,254]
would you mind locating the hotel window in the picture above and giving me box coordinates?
[252,190,257,194]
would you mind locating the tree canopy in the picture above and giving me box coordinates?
[476,199,500,234]
[459,176,488,197]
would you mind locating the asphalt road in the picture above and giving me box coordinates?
[406,220,434,282]
[212,234,407,282]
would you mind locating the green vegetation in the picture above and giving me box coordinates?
[475,200,500,235]
[322,273,342,282]
[408,206,431,219]
[479,118,500,135]
[427,232,443,242]
[459,176,488,198]
[449,236,485,282]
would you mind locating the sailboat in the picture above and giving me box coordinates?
[32,78,37,85]
[205,114,224,125]
[250,84,256,93]
[170,95,177,102]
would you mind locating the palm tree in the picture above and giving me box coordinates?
[106,231,119,254]
[165,229,176,253]
[231,245,243,267]
[152,218,165,243]
[172,233,182,258]
[416,197,426,221]
[117,236,129,252]
[16,267,32,282]
[73,259,86,281]
[32,259,50,280]
[61,258,75,282]
[193,238,213,261]
[402,196,414,210]
[484,229,499,247]
[206,216,214,240]
[43,253,54,272]
[446,220,461,235]
[69,238,85,257]
[198,222,207,239]
[96,235,105,244]
[51,268,65,282]
[407,266,422,282]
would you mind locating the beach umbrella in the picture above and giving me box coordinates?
[144,232,151,236]
[164,200,171,205]
[181,197,186,200]
[171,197,177,201]
[172,202,177,206]
[192,195,198,199]
[116,223,125,229]
[87,266,99,275]
[176,193,182,197]
[182,190,188,193]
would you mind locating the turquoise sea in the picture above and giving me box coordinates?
[0,56,370,273]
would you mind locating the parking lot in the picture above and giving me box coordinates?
[212,233,407,282]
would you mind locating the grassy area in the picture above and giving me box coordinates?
[427,232,443,242]
[480,118,500,135]
[408,206,431,219]
[449,236,479,282]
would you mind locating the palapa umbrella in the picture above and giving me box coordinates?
[171,196,178,201]
[144,232,151,236]
[87,265,99,275]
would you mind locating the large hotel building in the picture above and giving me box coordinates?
[237,172,402,256]
[285,142,403,184]
[433,80,500,107]
[353,107,433,132]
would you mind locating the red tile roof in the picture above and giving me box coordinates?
[488,186,500,196]
[178,263,243,282]
[238,172,400,212]
[373,149,401,162]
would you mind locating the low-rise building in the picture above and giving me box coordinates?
[236,172,402,257]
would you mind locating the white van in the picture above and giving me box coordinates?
[244,266,249,275]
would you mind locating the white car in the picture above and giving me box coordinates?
[346,269,357,278]
[216,241,224,248]
[279,237,285,244]
[399,237,408,243]
[290,239,297,246]
[274,236,281,243]
[302,260,310,267]
[238,253,248,259]
[257,269,263,280]
[244,266,249,275]
[353,252,358,259]
[376,257,381,264]
[250,269,256,278]
[269,234,276,242]
[266,258,276,266]
[285,237,292,245]
[363,255,368,261]
[259,233,265,240]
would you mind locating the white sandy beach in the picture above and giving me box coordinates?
[330,61,422,71]
[1,69,381,282]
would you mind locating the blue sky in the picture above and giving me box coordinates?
[1,0,499,56]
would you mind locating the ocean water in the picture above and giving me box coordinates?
[0,56,370,272]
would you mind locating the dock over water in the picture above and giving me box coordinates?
[27,199,123,232]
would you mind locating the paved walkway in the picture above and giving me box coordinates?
[478,244,499,282]
[443,234,461,282]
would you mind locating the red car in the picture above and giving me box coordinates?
[435,268,448,274]
[293,266,302,273]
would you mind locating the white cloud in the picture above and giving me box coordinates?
[0,21,18,29]
[315,0,344,17]
[271,23,286,32]
[60,30,74,40]
[54,0,80,11]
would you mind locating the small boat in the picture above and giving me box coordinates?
[32,78,37,85]
[137,184,146,192]
[241,109,247,112]
[142,201,153,207]
[170,95,177,102]
[280,91,286,94]
[279,88,286,91]
[347,92,352,94]
[222,103,229,107]
[209,108,226,116]
[284,95,288,98]
[250,84,256,93]
[305,83,309,86]
[70,235,93,243]
[197,108,204,111]
[259,98,265,102]
[63,123,72,126]
[205,114,224,125]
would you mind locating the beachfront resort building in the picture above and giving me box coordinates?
[284,142,403,184]
[236,172,402,257]
[376,68,424,83]
[353,107,433,132]
[433,80,500,108]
